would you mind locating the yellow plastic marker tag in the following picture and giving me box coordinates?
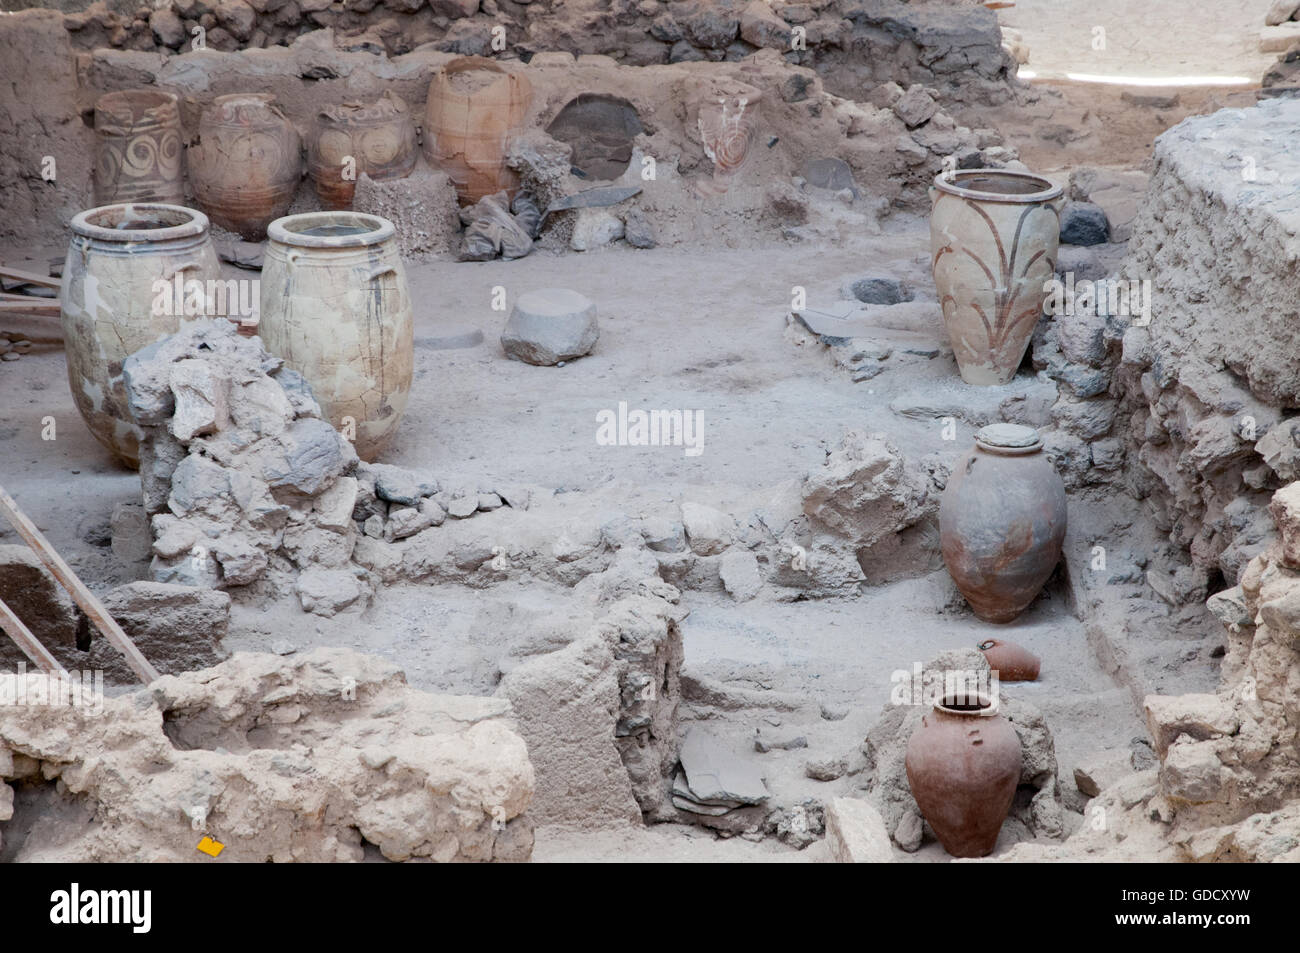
[196,836,225,857]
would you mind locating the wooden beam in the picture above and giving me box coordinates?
[0,264,61,289]
[0,301,60,314]
[0,596,68,676]
[0,485,160,684]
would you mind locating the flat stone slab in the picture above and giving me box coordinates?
[678,728,770,805]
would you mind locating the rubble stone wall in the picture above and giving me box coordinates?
[1036,99,1300,606]
[12,0,1015,104]
[0,2,1019,248]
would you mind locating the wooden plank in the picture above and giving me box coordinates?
[0,264,61,289]
[0,596,68,676]
[0,485,160,684]
[0,301,60,314]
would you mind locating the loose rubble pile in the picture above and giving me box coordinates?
[0,647,534,861]
[0,333,34,363]
[123,320,370,611]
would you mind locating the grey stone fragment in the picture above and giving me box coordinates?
[149,8,186,46]
[477,493,503,511]
[1059,201,1111,245]
[841,276,911,305]
[719,548,762,601]
[296,568,365,617]
[419,498,447,526]
[754,732,807,753]
[384,505,434,541]
[262,418,346,496]
[623,208,658,248]
[641,516,686,553]
[169,454,231,516]
[110,501,152,563]
[680,502,734,556]
[894,810,924,852]
[892,85,937,128]
[805,757,848,781]
[367,463,436,505]
[825,798,892,862]
[169,359,231,441]
[678,728,770,805]
[448,496,477,518]
[270,367,321,418]
[501,288,599,366]
[803,157,859,194]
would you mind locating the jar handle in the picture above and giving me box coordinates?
[163,260,200,280]
[367,265,397,283]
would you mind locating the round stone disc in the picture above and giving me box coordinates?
[976,423,1041,449]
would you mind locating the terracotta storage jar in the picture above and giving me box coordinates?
[423,57,532,206]
[191,93,302,241]
[930,169,1062,385]
[259,212,413,461]
[940,423,1067,623]
[905,691,1022,858]
[978,638,1041,682]
[93,88,185,206]
[61,203,220,468]
[308,91,418,210]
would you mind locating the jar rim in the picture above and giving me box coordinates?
[932,169,1062,204]
[70,203,209,242]
[933,691,1000,718]
[267,212,395,248]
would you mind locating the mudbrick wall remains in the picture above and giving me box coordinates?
[0,3,1023,249]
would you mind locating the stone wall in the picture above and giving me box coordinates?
[16,0,1016,106]
[1035,98,1300,606]
[0,8,1016,249]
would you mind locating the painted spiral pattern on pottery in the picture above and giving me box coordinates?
[93,93,184,205]
[698,95,758,179]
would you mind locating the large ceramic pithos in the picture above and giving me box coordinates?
[940,423,1067,623]
[93,89,184,206]
[905,691,1022,858]
[930,169,1062,385]
[61,203,220,468]
[190,93,301,241]
[259,212,413,461]
[308,91,418,210]
[423,56,532,207]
